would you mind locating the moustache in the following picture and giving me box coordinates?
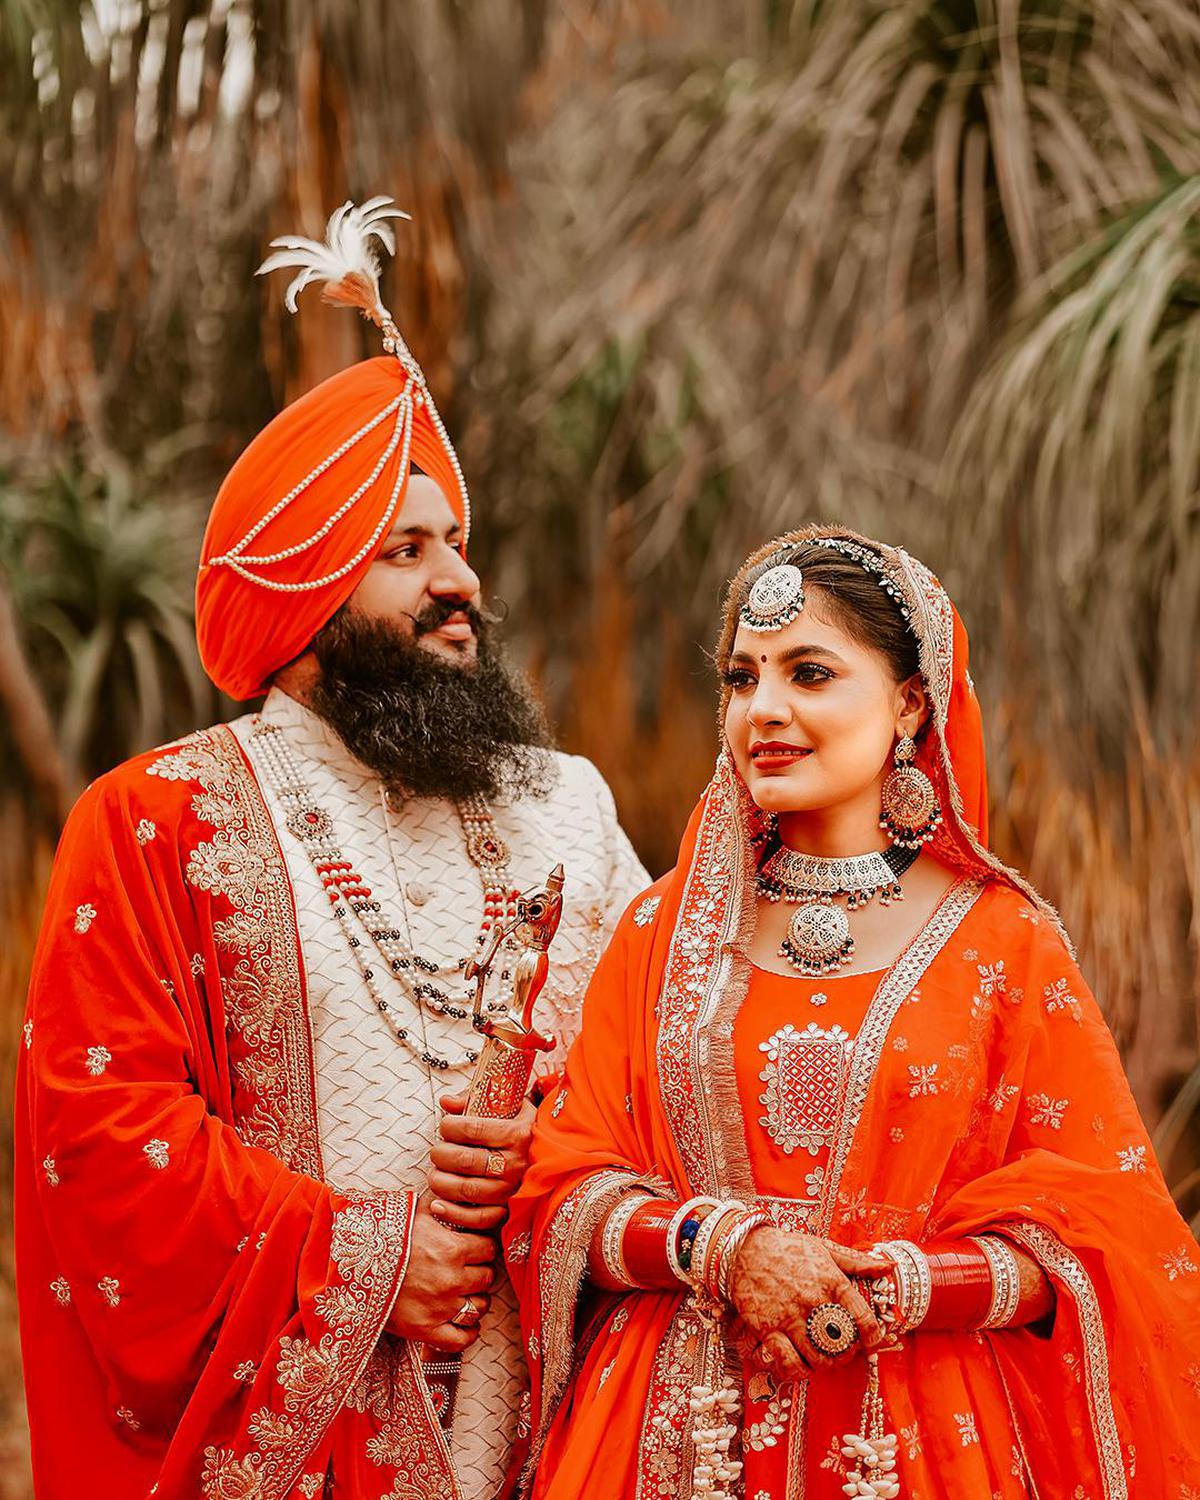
[410,599,489,638]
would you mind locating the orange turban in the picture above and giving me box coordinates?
[196,355,469,701]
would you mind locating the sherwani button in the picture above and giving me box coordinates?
[406,881,430,906]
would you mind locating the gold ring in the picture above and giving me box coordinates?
[484,1150,506,1178]
[453,1298,482,1328]
[806,1302,859,1356]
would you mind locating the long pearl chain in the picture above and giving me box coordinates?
[250,720,517,1073]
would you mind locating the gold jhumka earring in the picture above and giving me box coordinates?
[879,734,941,849]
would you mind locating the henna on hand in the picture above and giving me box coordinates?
[727,1227,891,1375]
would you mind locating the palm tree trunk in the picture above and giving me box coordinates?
[0,572,69,827]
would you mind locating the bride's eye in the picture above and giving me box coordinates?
[793,664,833,684]
[722,669,756,690]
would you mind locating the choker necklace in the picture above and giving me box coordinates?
[250,719,517,1073]
[756,842,920,978]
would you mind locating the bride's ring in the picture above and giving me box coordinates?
[806,1302,859,1356]
[484,1150,506,1178]
[453,1298,482,1328]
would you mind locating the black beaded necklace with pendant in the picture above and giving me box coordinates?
[756,841,920,978]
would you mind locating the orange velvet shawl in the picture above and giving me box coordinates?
[15,727,456,1498]
[504,530,1200,1499]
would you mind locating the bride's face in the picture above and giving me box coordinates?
[722,590,922,818]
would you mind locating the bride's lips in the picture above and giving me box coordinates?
[750,740,812,771]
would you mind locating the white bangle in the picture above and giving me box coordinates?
[970,1235,1022,1329]
[688,1201,745,1295]
[715,1209,771,1302]
[665,1196,723,1286]
[876,1239,932,1331]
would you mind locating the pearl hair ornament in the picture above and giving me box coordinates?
[207,197,472,593]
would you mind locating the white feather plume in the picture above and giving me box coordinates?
[256,196,412,324]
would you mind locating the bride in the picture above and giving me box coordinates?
[503,526,1200,1498]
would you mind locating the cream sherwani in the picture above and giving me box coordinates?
[231,688,648,1498]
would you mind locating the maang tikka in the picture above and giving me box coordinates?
[740,563,805,632]
[880,734,942,848]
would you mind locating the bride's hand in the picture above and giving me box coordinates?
[726,1227,890,1381]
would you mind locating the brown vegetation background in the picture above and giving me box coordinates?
[2,1,1199,1489]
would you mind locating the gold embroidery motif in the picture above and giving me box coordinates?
[50,1277,71,1306]
[97,1277,121,1307]
[143,1138,170,1169]
[74,903,97,934]
[23,1019,32,1049]
[757,1022,853,1156]
[135,818,157,845]
[42,1156,59,1186]
[85,1045,112,1076]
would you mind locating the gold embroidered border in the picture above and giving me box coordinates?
[814,879,983,1235]
[202,1190,416,1500]
[634,1302,706,1499]
[522,1168,644,1493]
[1001,1220,1129,1500]
[148,726,322,1176]
[654,755,758,1201]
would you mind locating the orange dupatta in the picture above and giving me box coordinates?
[16,727,456,1499]
[504,527,1200,1498]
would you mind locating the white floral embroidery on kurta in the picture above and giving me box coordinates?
[233,1360,257,1383]
[1162,1247,1198,1281]
[954,1411,980,1445]
[1117,1144,1147,1173]
[551,1087,568,1118]
[900,1421,922,1459]
[907,1063,939,1097]
[50,1277,71,1306]
[135,819,157,845]
[988,1075,1019,1113]
[633,895,661,927]
[1027,1093,1068,1130]
[42,1156,59,1186]
[805,1166,825,1200]
[976,961,1006,997]
[1043,976,1082,1022]
[98,1278,121,1307]
[74,903,97,934]
[809,991,827,1007]
[190,953,206,977]
[85,1045,112,1076]
[143,1138,170,1169]
[597,1358,616,1390]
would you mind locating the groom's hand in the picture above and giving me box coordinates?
[427,1091,536,1232]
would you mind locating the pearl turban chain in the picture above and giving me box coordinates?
[195,197,470,701]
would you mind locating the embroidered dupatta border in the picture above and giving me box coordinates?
[1001,1221,1129,1500]
[522,1168,652,1494]
[148,724,322,1176]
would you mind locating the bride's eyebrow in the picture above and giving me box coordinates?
[728,645,844,667]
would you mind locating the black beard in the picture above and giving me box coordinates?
[307,605,557,803]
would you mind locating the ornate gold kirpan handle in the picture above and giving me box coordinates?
[462,863,564,1118]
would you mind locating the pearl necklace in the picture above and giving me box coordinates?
[251,719,518,1073]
